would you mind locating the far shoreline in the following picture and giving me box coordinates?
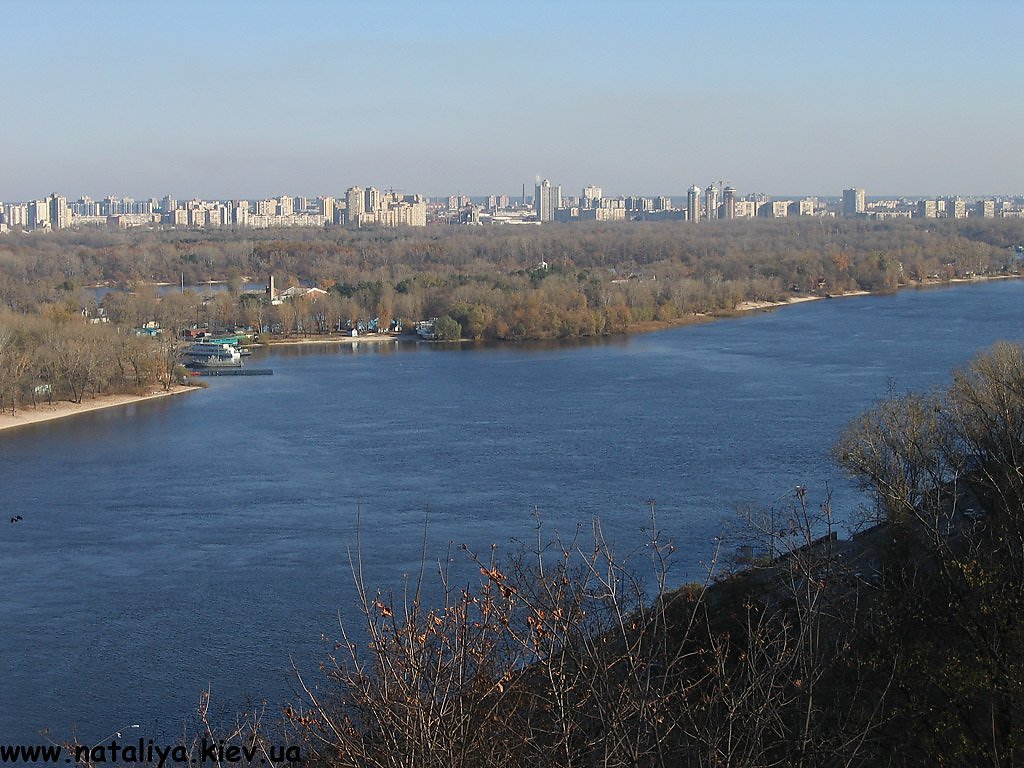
[253,275,1021,347]
[3,275,1015,435]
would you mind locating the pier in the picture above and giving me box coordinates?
[190,368,273,376]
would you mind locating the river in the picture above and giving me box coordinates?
[2,280,1022,744]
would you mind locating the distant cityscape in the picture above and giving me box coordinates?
[2,182,1023,234]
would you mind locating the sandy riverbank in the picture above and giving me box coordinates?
[735,290,870,313]
[732,275,1021,314]
[0,385,198,434]
[260,332,400,346]
[625,290,872,335]
[735,295,822,312]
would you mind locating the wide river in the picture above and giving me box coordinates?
[3,280,1023,744]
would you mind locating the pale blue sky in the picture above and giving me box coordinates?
[1,0,1021,201]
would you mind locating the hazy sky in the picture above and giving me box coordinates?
[2,0,1021,201]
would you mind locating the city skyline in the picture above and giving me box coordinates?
[2,0,1022,200]
[3,183,1021,207]
[4,182,1020,234]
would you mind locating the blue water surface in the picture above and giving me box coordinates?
[1,280,1021,743]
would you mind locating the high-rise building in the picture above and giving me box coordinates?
[623,196,654,212]
[277,195,294,217]
[705,185,719,221]
[722,186,736,220]
[231,201,250,226]
[733,201,756,218]
[376,193,427,227]
[205,207,223,227]
[28,199,49,229]
[365,187,381,216]
[535,179,560,222]
[484,194,510,212]
[842,188,866,217]
[687,185,702,222]
[758,201,790,218]
[793,197,816,217]
[345,186,365,225]
[48,194,69,230]
[582,185,603,209]
[946,196,967,219]
[100,196,117,216]
[4,203,28,228]
[975,199,995,218]
[319,196,335,222]
[187,205,206,228]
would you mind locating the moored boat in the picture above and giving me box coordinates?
[181,341,242,368]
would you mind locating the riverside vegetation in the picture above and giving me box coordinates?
[1,218,1022,412]
[173,342,1021,768]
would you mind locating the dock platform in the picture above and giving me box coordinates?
[191,368,273,376]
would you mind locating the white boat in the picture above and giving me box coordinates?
[415,319,436,339]
[182,341,242,368]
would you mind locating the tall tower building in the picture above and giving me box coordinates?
[28,199,49,229]
[705,185,719,221]
[346,186,365,225]
[319,196,335,222]
[842,188,866,217]
[687,185,702,222]
[535,179,560,222]
[722,186,736,220]
[47,194,69,230]
[232,200,250,226]
[365,186,382,216]
[6,203,27,228]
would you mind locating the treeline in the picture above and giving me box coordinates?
[201,344,1023,766]
[0,310,179,415]
[1,219,1022,341]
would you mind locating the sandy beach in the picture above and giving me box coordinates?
[735,290,870,313]
[735,295,822,312]
[261,332,400,346]
[733,276,1020,314]
[0,385,198,434]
